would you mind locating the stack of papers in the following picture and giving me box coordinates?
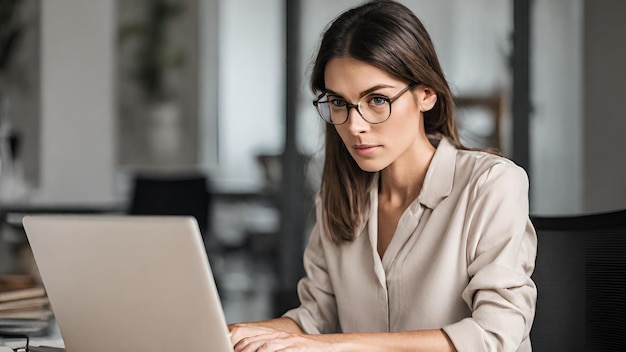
[0,286,53,335]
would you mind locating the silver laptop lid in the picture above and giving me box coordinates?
[23,215,233,352]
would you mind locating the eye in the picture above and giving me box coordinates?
[368,96,388,107]
[329,99,346,108]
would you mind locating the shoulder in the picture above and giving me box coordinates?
[455,149,529,194]
[420,136,528,208]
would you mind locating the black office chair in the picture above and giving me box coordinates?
[530,209,626,352]
[128,173,212,239]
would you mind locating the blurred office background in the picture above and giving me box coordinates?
[0,0,625,325]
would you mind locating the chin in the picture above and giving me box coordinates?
[354,159,386,173]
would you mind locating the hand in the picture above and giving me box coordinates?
[229,323,335,352]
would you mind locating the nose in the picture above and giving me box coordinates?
[345,104,369,134]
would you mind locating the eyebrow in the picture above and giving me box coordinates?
[325,84,396,99]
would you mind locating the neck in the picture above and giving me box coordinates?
[379,137,435,207]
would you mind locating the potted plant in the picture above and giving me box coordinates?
[119,0,185,103]
[119,0,187,163]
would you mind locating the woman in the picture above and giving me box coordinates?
[229,1,537,351]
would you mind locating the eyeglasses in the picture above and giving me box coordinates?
[313,82,417,125]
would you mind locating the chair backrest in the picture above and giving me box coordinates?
[530,209,626,352]
[128,173,211,236]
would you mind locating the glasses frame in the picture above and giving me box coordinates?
[313,82,417,125]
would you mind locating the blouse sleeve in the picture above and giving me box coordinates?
[282,200,339,334]
[442,161,537,351]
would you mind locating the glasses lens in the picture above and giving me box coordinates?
[360,98,391,123]
[316,101,347,124]
[315,102,333,123]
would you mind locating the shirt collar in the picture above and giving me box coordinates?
[417,134,457,209]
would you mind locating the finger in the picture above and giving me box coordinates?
[233,331,287,352]
[234,337,269,352]
[230,325,276,346]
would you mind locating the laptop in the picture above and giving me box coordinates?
[22,215,234,352]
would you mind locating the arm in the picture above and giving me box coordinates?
[230,326,456,352]
[329,329,456,352]
[443,162,537,351]
[280,203,340,334]
[228,317,303,334]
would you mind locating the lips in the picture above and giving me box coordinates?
[353,144,380,156]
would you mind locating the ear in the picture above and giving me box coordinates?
[418,86,437,112]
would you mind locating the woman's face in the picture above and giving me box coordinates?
[324,56,436,172]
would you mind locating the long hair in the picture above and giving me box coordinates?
[313,0,460,242]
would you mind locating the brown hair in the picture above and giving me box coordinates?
[313,0,461,242]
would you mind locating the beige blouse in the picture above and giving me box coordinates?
[283,136,537,352]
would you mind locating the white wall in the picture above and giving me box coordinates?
[530,0,584,215]
[37,0,116,204]
[212,0,284,190]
